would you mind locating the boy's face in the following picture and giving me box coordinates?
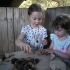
[54,27,67,38]
[28,11,43,27]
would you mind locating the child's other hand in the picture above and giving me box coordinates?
[37,49,45,55]
[45,48,54,54]
[20,43,31,54]
[41,39,48,45]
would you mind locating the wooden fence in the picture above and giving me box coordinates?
[44,6,70,33]
[0,6,70,54]
[0,8,29,54]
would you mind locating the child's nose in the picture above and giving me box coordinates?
[36,19,39,22]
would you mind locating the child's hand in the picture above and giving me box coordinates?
[20,43,31,53]
[37,49,45,55]
[41,39,48,45]
[44,48,54,54]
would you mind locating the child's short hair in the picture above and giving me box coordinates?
[51,14,70,31]
[28,3,44,16]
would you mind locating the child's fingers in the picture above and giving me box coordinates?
[20,46,23,50]
[45,49,51,54]
[24,45,31,53]
[20,45,24,50]
[28,46,31,53]
[24,45,28,53]
[41,40,48,45]
[22,45,28,53]
[22,46,26,53]
[38,50,44,55]
[45,50,48,53]
[44,40,48,45]
[45,51,49,55]
[37,50,41,55]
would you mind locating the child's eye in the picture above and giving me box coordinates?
[33,18,36,20]
[33,18,42,20]
[38,18,42,20]
[58,30,62,31]
[54,28,63,31]
[57,29,63,32]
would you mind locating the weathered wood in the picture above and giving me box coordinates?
[44,8,56,33]
[0,8,3,54]
[13,7,20,51]
[14,8,29,51]
[0,7,8,54]
[19,8,29,28]
[7,7,14,53]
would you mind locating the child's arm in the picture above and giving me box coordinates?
[53,45,70,59]
[53,50,70,59]
[15,33,25,47]
[45,42,70,59]
[15,33,31,53]
[67,45,70,58]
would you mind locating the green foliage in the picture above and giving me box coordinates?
[59,0,70,6]
[19,0,70,10]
